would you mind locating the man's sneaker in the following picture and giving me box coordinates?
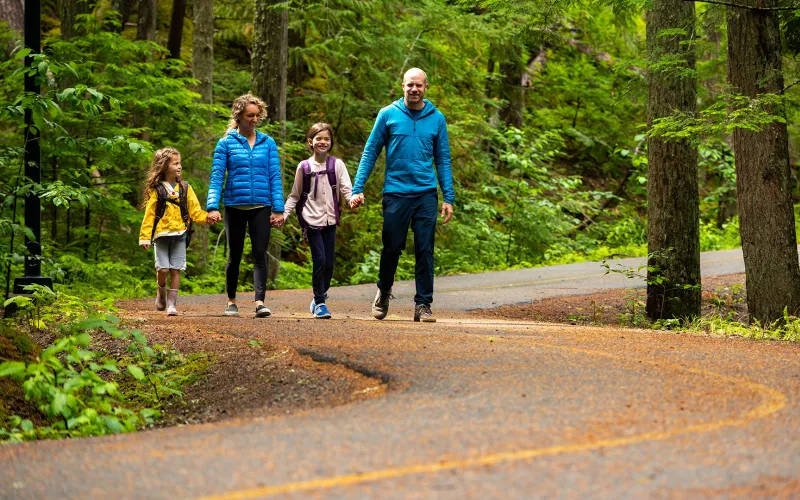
[224,303,240,316]
[255,304,271,318]
[414,304,436,323]
[314,303,332,319]
[372,288,392,320]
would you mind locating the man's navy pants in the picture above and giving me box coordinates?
[377,191,437,306]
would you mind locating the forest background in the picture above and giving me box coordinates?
[0,0,794,301]
[5,0,800,440]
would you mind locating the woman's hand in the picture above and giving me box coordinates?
[207,210,222,224]
[140,243,150,251]
[269,212,284,228]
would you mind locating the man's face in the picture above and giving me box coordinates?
[402,73,428,106]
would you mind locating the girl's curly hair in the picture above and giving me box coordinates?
[226,93,268,132]
[141,147,181,207]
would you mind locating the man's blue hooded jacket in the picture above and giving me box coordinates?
[353,99,455,205]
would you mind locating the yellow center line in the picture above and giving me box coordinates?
[197,333,785,500]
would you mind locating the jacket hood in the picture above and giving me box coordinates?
[392,98,437,119]
[227,129,268,146]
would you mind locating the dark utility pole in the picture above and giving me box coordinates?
[13,0,53,298]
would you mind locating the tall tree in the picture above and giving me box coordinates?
[727,0,800,324]
[645,0,700,320]
[0,0,24,35]
[137,0,156,41]
[192,0,213,103]
[60,0,95,40]
[111,0,134,32]
[498,46,525,128]
[251,0,288,283]
[167,0,186,58]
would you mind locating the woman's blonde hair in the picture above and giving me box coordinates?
[227,93,268,132]
[142,147,181,207]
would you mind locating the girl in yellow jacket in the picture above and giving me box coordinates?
[138,147,218,315]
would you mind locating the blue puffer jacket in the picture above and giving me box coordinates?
[206,130,285,212]
[353,99,454,205]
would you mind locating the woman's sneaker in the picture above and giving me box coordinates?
[372,288,392,320]
[255,304,271,318]
[314,303,332,319]
[224,303,240,316]
[310,298,316,314]
[414,304,436,323]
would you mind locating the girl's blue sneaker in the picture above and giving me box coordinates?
[310,299,316,314]
[314,303,332,319]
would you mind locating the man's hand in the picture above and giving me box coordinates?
[440,202,453,224]
[140,243,150,251]
[207,210,222,224]
[350,193,365,209]
[270,212,285,228]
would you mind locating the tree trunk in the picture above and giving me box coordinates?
[498,46,524,128]
[727,1,800,324]
[192,0,213,103]
[251,0,288,124]
[645,0,701,321]
[167,0,186,58]
[137,0,156,41]
[0,0,24,35]
[252,0,288,283]
[111,0,134,32]
[287,23,307,121]
[60,0,94,40]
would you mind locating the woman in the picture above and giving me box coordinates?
[207,94,285,317]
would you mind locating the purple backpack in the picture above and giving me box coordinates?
[296,156,341,236]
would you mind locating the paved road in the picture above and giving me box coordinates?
[5,249,800,499]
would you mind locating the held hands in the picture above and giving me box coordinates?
[440,202,453,224]
[270,212,285,228]
[349,193,365,209]
[206,211,222,225]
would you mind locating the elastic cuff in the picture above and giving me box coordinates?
[139,239,151,245]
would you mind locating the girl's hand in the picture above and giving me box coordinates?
[140,243,151,250]
[269,212,284,228]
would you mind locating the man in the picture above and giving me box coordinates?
[351,67,455,322]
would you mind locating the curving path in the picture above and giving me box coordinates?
[3,250,800,498]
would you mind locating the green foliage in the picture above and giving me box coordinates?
[685,307,800,343]
[0,290,202,442]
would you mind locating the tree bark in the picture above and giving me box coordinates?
[727,0,800,324]
[498,46,524,128]
[192,0,213,103]
[0,0,24,35]
[137,0,157,41]
[251,0,288,124]
[645,0,701,321]
[111,0,134,32]
[60,0,94,40]
[167,0,186,58]
[251,0,288,283]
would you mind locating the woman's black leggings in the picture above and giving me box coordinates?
[224,206,271,301]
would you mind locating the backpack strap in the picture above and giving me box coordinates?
[296,161,313,237]
[150,184,170,243]
[326,156,341,226]
[177,181,191,229]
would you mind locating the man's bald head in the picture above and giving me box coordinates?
[402,68,429,110]
[403,67,428,84]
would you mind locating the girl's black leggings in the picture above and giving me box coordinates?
[224,206,271,301]
[307,225,336,304]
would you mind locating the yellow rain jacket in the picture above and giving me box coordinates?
[138,181,208,245]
